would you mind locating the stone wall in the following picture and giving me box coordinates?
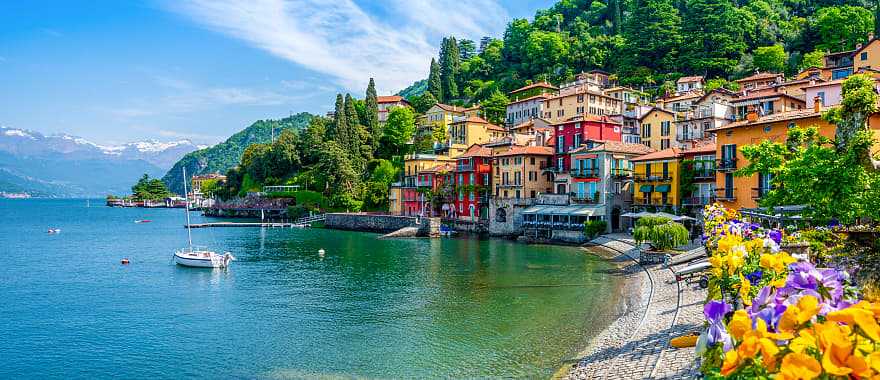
[488,198,536,236]
[325,213,439,236]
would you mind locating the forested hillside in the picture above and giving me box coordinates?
[401,0,879,106]
[162,112,313,194]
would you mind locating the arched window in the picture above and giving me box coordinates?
[495,208,507,223]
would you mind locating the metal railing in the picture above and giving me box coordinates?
[633,175,672,182]
[715,188,737,200]
[717,158,737,172]
[571,168,600,178]
[611,168,633,177]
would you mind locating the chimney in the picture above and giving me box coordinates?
[814,95,823,112]
[746,106,759,122]
[857,43,864,50]
[870,32,876,41]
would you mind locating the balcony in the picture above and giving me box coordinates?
[457,163,474,171]
[570,194,600,204]
[752,187,772,200]
[571,168,600,178]
[416,180,432,187]
[715,188,737,201]
[682,196,714,206]
[717,158,737,172]
[692,170,716,180]
[611,168,633,178]
[634,174,672,182]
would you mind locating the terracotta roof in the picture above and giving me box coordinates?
[801,79,845,88]
[452,115,489,124]
[631,147,683,162]
[682,142,716,155]
[735,72,783,83]
[434,103,464,112]
[854,38,880,56]
[734,89,805,103]
[510,81,558,94]
[677,76,705,83]
[695,88,739,104]
[660,91,703,102]
[506,94,550,104]
[421,163,454,173]
[486,123,506,131]
[551,114,622,125]
[377,95,406,103]
[458,144,493,158]
[495,145,554,157]
[709,109,823,132]
[585,140,655,155]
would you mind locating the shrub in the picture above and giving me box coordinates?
[633,217,689,251]
[584,220,608,239]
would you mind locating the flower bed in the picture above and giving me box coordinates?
[696,203,879,379]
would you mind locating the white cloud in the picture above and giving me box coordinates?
[164,0,509,93]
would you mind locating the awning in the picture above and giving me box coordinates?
[655,184,671,193]
[639,185,653,192]
[523,205,603,216]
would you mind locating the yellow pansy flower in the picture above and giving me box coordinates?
[728,310,752,341]
[739,273,751,306]
[778,352,821,380]
[779,296,820,333]
[720,350,740,376]
[827,304,880,342]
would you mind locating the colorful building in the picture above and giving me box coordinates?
[638,107,676,150]
[445,115,506,157]
[543,86,622,123]
[570,140,654,231]
[493,145,554,200]
[731,88,805,120]
[451,145,494,221]
[709,107,832,210]
[679,143,717,213]
[551,115,622,194]
[631,148,683,211]
[734,72,783,91]
[675,89,737,144]
[398,153,455,216]
[506,82,556,127]
[376,95,410,124]
[853,34,880,73]
[417,103,466,143]
[676,76,704,93]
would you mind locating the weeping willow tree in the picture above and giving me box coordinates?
[633,216,689,251]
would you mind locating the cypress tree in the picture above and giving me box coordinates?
[428,58,442,101]
[344,94,361,159]
[611,0,622,35]
[364,78,380,153]
[440,37,460,101]
[328,94,346,144]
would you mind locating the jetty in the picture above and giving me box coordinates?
[186,214,325,229]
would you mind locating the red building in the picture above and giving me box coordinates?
[552,114,622,172]
[450,144,493,221]
[417,163,454,217]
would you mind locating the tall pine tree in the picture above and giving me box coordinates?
[364,78,380,153]
[328,94,346,144]
[680,0,748,78]
[428,58,442,102]
[439,37,460,101]
[344,93,371,167]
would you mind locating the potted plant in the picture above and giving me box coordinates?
[633,216,689,264]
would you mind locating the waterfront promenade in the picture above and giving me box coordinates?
[565,234,706,379]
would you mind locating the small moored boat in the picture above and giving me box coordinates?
[173,167,235,269]
[134,220,152,224]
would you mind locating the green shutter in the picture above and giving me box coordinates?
[639,185,653,193]
[655,184,671,193]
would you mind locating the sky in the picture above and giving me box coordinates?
[0,0,553,145]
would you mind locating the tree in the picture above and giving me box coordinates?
[704,78,741,92]
[427,58,442,101]
[298,116,327,166]
[132,174,172,200]
[482,90,509,125]
[380,107,416,157]
[329,94,346,145]
[409,91,437,114]
[317,141,361,199]
[800,50,826,70]
[681,0,749,77]
[458,39,476,60]
[814,6,874,52]
[618,0,682,83]
[344,93,372,167]
[752,44,786,73]
[364,78,380,153]
[439,37,461,101]
[823,74,879,157]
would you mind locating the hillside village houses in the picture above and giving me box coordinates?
[377,95,410,124]
[387,32,880,242]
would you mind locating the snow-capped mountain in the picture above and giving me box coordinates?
[0,127,205,168]
[0,126,206,197]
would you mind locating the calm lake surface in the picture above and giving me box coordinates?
[0,199,621,379]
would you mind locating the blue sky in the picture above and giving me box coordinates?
[0,0,552,145]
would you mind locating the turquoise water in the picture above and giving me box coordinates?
[0,199,620,379]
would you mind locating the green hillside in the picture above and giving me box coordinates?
[162,112,313,194]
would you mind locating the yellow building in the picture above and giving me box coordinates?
[854,36,880,72]
[388,186,402,214]
[445,116,506,157]
[493,145,554,199]
[631,148,683,210]
[638,107,676,150]
[418,103,466,140]
[542,90,621,123]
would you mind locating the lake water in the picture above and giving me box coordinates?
[0,199,621,379]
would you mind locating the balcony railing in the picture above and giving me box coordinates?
[692,170,716,180]
[715,188,737,201]
[717,158,737,172]
[752,187,772,200]
[611,168,633,178]
[571,168,600,178]
[682,196,714,206]
[634,174,672,182]
[571,195,600,204]
[416,180,432,187]
[457,163,474,171]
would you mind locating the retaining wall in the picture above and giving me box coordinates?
[325,213,440,236]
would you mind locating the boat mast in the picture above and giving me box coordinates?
[182,167,193,250]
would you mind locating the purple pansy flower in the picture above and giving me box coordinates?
[704,300,733,351]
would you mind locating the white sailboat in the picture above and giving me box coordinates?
[173,167,234,268]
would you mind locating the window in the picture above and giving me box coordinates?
[574,134,581,148]
[724,173,734,198]
[469,173,474,184]
[530,190,536,198]
[530,157,535,165]
[641,123,651,137]
[458,189,463,201]
[576,106,584,114]
[645,163,651,177]
[458,174,463,184]
[558,157,565,171]
[557,109,564,117]
[515,190,521,198]
[557,136,564,153]
[577,94,584,103]
[661,139,670,149]
[721,144,737,162]
[817,91,825,105]
[469,191,474,201]
[660,121,670,136]
[862,52,868,61]
[662,162,669,178]
[590,95,596,103]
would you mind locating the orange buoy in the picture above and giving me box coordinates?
[121,258,130,265]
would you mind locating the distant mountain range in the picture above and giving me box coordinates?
[162,112,314,195]
[0,126,204,197]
